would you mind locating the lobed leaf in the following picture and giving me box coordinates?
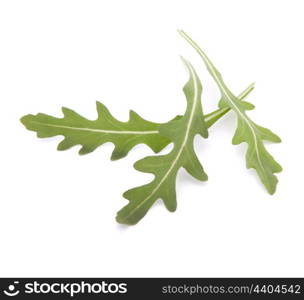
[21,102,170,161]
[116,58,208,225]
[179,30,282,194]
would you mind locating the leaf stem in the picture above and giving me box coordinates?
[205,83,254,128]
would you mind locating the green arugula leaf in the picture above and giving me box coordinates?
[179,30,282,194]
[116,58,208,225]
[21,102,170,161]
[21,84,253,161]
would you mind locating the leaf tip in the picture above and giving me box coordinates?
[275,136,282,143]
[115,214,135,226]
[177,29,186,37]
[20,114,30,126]
[179,55,190,68]
[110,152,124,161]
[78,147,91,156]
[95,101,103,110]
[115,203,139,225]
[61,106,74,117]
[57,139,72,151]
[267,185,277,195]
[166,202,177,212]
[128,109,141,121]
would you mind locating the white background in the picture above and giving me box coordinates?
[0,0,303,277]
